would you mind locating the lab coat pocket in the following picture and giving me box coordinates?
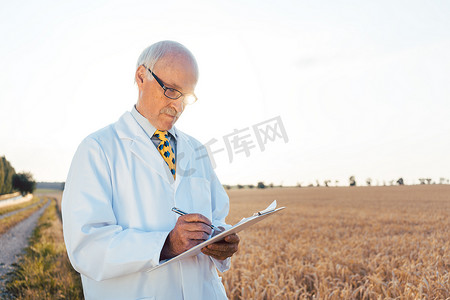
[189,177,212,220]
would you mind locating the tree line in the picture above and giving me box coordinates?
[0,156,36,196]
[300,176,449,187]
[224,177,450,189]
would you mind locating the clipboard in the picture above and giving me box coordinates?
[147,200,285,273]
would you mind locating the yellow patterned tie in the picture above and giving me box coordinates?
[154,130,176,179]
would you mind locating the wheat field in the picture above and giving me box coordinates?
[221,185,450,299]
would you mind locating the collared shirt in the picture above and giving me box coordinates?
[130,105,177,155]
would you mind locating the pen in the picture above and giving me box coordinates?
[171,207,220,231]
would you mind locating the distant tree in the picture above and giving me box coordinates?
[439,178,446,185]
[397,178,404,185]
[324,180,331,187]
[269,183,274,188]
[316,180,320,187]
[0,159,4,194]
[0,156,16,195]
[257,182,266,189]
[12,172,36,196]
[366,178,372,186]
[237,184,244,189]
[0,159,3,192]
[335,180,339,186]
[223,185,231,190]
[349,176,356,187]
[426,178,432,185]
[248,184,255,189]
[296,182,301,188]
[419,178,426,185]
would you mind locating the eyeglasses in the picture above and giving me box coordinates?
[143,65,198,105]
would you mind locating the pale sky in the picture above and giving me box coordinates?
[1,0,449,186]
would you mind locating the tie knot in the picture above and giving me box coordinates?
[154,130,169,141]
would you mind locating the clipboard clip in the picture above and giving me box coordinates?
[252,200,278,216]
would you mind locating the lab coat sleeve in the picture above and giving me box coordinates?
[62,136,170,281]
[209,164,232,273]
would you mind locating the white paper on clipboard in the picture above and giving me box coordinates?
[147,200,285,273]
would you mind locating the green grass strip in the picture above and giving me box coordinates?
[5,198,83,299]
[0,198,46,236]
[0,197,41,216]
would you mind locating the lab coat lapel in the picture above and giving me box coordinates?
[130,137,175,184]
[116,112,175,184]
[174,130,195,187]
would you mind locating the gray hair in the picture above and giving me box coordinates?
[135,40,198,80]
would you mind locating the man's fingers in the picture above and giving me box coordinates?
[177,214,213,235]
[202,233,240,259]
[206,241,238,252]
[224,233,240,243]
[186,231,210,241]
[180,213,212,226]
[181,221,212,235]
[201,248,228,260]
[171,215,238,259]
[201,243,238,260]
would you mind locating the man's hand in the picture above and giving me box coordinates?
[201,233,240,260]
[161,214,212,260]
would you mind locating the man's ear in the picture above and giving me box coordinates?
[135,65,146,87]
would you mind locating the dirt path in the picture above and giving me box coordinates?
[0,198,45,221]
[0,198,51,284]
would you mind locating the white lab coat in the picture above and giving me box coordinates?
[62,111,231,300]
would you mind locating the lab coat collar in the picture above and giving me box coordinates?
[115,112,194,186]
[130,105,178,141]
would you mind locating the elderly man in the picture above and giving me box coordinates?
[62,40,239,300]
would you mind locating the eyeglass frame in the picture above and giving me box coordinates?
[142,65,198,105]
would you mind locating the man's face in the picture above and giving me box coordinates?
[136,52,198,131]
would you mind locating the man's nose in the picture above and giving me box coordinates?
[172,98,184,112]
